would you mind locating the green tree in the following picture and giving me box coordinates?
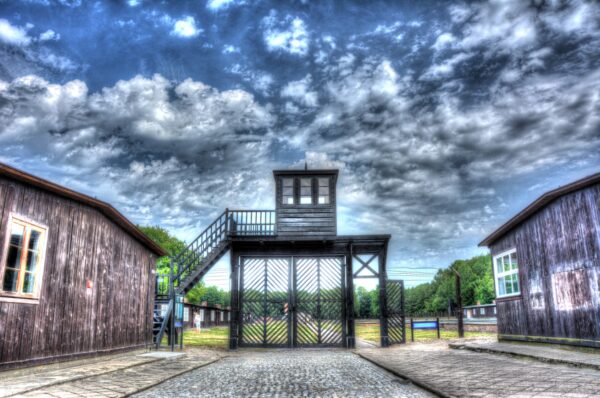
[138,225,187,275]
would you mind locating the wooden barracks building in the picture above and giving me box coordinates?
[0,163,166,369]
[480,172,600,348]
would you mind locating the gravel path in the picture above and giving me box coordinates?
[133,349,433,398]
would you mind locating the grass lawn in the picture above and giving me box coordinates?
[355,322,496,343]
[162,327,229,348]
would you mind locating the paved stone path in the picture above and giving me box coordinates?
[133,349,434,398]
[452,340,600,370]
[358,342,600,398]
[1,350,221,398]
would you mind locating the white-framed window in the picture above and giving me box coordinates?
[200,309,205,321]
[210,310,215,321]
[493,249,520,298]
[318,178,330,204]
[493,306,497,315]
[183,307,189,322]
[480,308,485,315]
[300,178,312,204]
[282,178,294,205]
[0,214,48,303]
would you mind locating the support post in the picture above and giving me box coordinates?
[378,242,389,348]
[410,318,414,342]
[229,252,239,349]
[453,268,464,338]
[345,245,355,348]
[169,262,175,351]
[436,317,440,339]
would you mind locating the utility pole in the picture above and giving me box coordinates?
[452,267,464,338]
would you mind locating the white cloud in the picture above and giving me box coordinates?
[0,19,32,46]
[281,74,318,107]
[431,32,455,50]
[262,11,309,56]
[421,52,473,80]
[222,45,240,54]
[207,0,242,11]
[39,29,60,41]
[0,74,275,232]
[171,16,201,38]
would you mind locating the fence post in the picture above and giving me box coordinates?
[451,267,464,338]
[410,318,414,342]
[436,317,440,339]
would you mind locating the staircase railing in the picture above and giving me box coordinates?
[171,211,229,291]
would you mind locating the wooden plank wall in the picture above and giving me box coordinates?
[275,175,337,237]
[491,184,600,346]
[0,177,157,367]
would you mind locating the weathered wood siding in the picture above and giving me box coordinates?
[0,176,157,368]
[275,175,337,237]
[490,183,600,347]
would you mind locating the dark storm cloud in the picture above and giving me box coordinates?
[0,0,599,281]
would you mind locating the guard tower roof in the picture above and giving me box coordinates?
[273,169,339,182]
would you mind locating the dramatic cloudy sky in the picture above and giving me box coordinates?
[1,0,599,287]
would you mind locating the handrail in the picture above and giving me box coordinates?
[228,210,276,236]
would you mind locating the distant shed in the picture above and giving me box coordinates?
[0,163,166,369]
[480,172,600,348]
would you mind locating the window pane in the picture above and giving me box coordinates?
[26,250,38,272]
[505,279,513,294]
[285,196,294,204]
[512,275,520,293]
[6,245,22,270]
[10,224,24,247]
[503,255,510,272]
[498,277,506,295]
[283,187,293,196]
[22,272,35,293]
[495,257,503,274]
[300,178,312,204]
[2,269,18,292]
[28,230,42,251]
[510,252,518,270]
[283,178,293,187]
[318,196,329,204]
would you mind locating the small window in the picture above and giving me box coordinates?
[480,308,485,315]
[183,307,189,322]
[493,249,520,298]
[318,178,330,204]
[1,215,47,301]
[493,307,497,315]
[282,178,294,205]
[300,178,312,204]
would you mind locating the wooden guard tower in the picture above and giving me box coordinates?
[154,168,405,349]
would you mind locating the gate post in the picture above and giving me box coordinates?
[229,252,239,349]
[345,246,355,348]
[379,242,389,348]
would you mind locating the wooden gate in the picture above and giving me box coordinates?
[386,279,406,345]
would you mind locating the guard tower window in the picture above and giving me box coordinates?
[282,178,294,205]
[300,178,312,204]
[318,178,330,204]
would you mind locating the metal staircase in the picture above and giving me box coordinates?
[153,209,276,349]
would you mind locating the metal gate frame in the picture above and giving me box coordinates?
[238,255,346,348]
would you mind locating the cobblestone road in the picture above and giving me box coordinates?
[133,349,433,398]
